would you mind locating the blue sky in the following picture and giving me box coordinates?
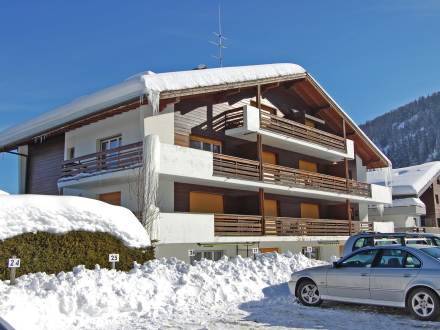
[1,0,440,193]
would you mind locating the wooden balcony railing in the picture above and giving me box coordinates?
[213,153,371,197]
[214,214,263,236]
[214,214,370,237]
[260,110,346,151]
[263,163,371,197]
[213,153,260,181]
[212,107,245,132]
[61,142,143,178]
[216,106,347,152]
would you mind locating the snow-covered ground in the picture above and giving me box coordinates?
[1,253,438,330]
[0,195,150,247]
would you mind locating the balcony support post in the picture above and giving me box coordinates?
[342,118,347,149]
[259,188,265,235]
[257,133,263,180]
[257,84,262,123]
[346,199,352,235]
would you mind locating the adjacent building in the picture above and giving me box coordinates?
[0,63,392,261]
[368,162,440,232]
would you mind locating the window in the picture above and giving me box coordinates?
[436,194,439,204]
[299,160,318,172]
[262,151,277,164]
[374,249,421,269]
[190,135,222,153]
[353,237,373,251]
[190,250,224,264]
[304,119,315,128]
[300,203,320,219]
[375,249,405,268]
[189,192,224,213]
[405,253,422,269]
[99,191,121,206]
[100,135,122,151]
[339,249,378,268]
[437,218,440,227]
[302,247,320,260]
[264,199,278,216]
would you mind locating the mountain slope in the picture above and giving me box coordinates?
[360,92,440,168]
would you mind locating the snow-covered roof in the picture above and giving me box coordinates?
[0,62,390,167]
[388,197,425,209]
[0,63,305,149]
[391,162,440,196]
[0,194,150,248]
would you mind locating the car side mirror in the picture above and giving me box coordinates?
[332,261,339,268]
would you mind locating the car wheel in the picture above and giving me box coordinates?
[408,288,440,321]
[297,280,322,307]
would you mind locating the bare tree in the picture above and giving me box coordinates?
[129,135,160,240]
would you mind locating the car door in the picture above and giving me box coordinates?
[326,249,378,300]
[370,249,421,303]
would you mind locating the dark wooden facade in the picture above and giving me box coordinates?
[420,176,440,227]
[26,135,65,195]
[174,182,358,221]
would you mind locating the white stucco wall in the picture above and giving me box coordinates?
[157,213,215,244]
[63,181,141,213]
[143,104,174,144]
[64,108,143,159]
[159,142,391,204]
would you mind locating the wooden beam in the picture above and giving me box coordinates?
[257,133,263,180]
[259,188,265,235]
[346,199,352,235]
[261,82,280,95]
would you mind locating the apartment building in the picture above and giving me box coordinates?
[0,63,392,261]
[368,162,440,232]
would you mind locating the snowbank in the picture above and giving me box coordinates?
[0,195,150,248]
[0,253,324,330]
[0,189,9,195]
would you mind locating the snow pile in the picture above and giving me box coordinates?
[391,162,440,196]
[0,189,9,195]
[0,195,150,248]
[0,253,324,330]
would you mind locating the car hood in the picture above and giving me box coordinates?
[291,264,331,279]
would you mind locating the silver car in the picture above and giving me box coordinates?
[289,245,440,320]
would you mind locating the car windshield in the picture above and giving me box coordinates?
[420,247,440,260]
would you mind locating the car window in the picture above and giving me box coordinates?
[405,253,421,268]
[353,238,367,251]
[340,249,378,268]
[432,237,440,246]
[376,249,405,268]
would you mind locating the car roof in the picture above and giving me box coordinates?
[352,232,439,238]
[356,244,440,252]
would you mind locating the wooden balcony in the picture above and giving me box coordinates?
[213,153,371,197]
[214,214,371,236]
[61,142,143,178]
[218,107,346,152]
[260,110,346,151]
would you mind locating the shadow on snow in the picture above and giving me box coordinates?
[239,283,439,329]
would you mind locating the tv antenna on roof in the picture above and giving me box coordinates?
[210,3,227,67]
